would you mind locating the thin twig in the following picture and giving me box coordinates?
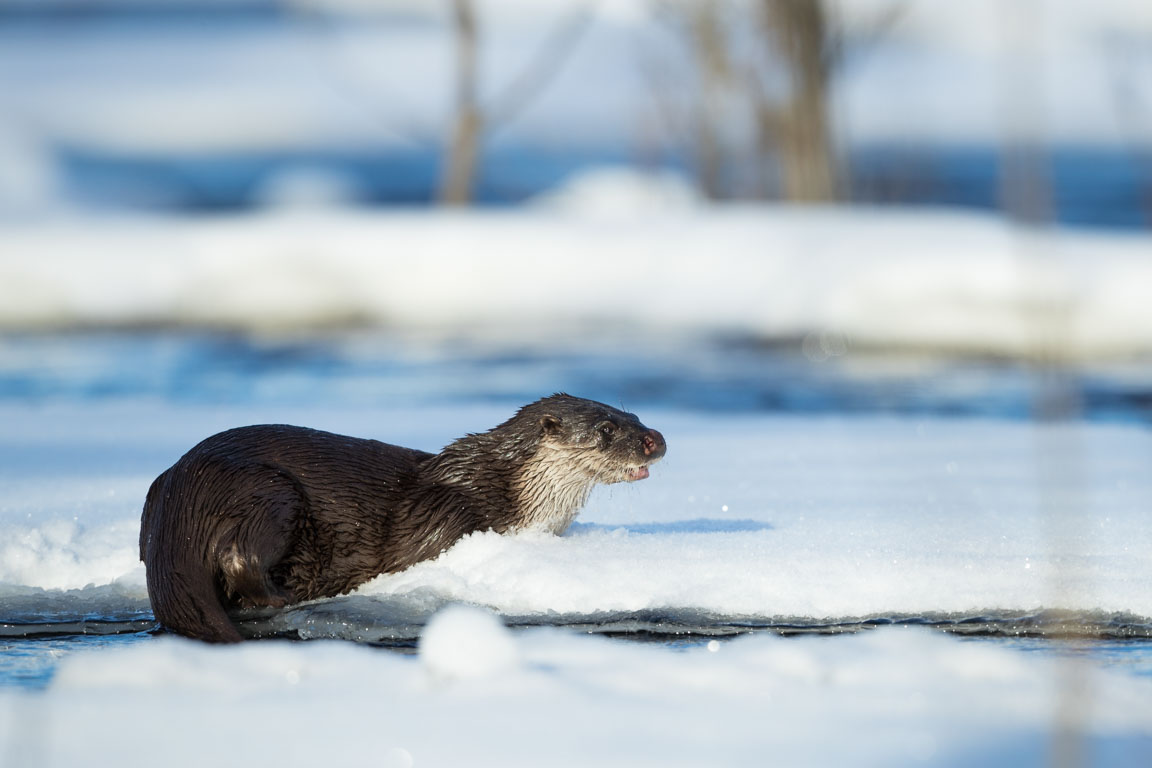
[486,1,598,131]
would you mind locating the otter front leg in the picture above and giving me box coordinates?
[385,487,488,572]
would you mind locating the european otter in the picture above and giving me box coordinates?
[139,394,666,643]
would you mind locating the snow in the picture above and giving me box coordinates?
[832,0,1152,145]
[3,203,1152,358]
[530,166,701,217]
[0,620,1149,767]
[3,400,1151,629]
[419,604,519,681]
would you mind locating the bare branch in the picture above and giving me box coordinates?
[439,0,483,205]
[487,2,597,131]
[283,2,439,146]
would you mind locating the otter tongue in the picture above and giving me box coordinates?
[627,466,650,481]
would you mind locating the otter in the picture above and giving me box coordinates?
[139,394,666,643]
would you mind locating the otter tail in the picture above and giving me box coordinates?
[140,469,245,643]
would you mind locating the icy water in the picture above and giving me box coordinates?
[4,329,1151,422]
[3,329,1152,690]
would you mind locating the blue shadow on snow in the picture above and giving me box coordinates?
[569,519,774,535]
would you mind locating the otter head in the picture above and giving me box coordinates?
[447,393,668,534]
[522,393,667,486]
[427,394,665,535]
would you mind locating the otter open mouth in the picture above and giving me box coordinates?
[625,466,650,482]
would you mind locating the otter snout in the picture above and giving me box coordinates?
[642,429,666,461]
[622,428,665,482]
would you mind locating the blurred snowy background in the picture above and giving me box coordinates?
[1,0,1151,223]
[2,0,1151,367]
[1,0,1151,411]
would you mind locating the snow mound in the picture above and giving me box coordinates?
[419,604,519,681]
[530,166,700,217]
[3,208,1152,358]
[0,519,143,592]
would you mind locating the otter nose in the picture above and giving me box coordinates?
[642,429,666,459]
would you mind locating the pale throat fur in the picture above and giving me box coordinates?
[513,442,604,534]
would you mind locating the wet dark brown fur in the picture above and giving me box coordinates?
[139,394,666,643]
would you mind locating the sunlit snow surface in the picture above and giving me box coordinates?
[4,401,1152,627]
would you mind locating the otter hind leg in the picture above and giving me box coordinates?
[216,471,305,610]
[219,544,292,609]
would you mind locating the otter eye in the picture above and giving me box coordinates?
[597,422,617,440]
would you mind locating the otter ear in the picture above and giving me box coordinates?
[540,415,562,435]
